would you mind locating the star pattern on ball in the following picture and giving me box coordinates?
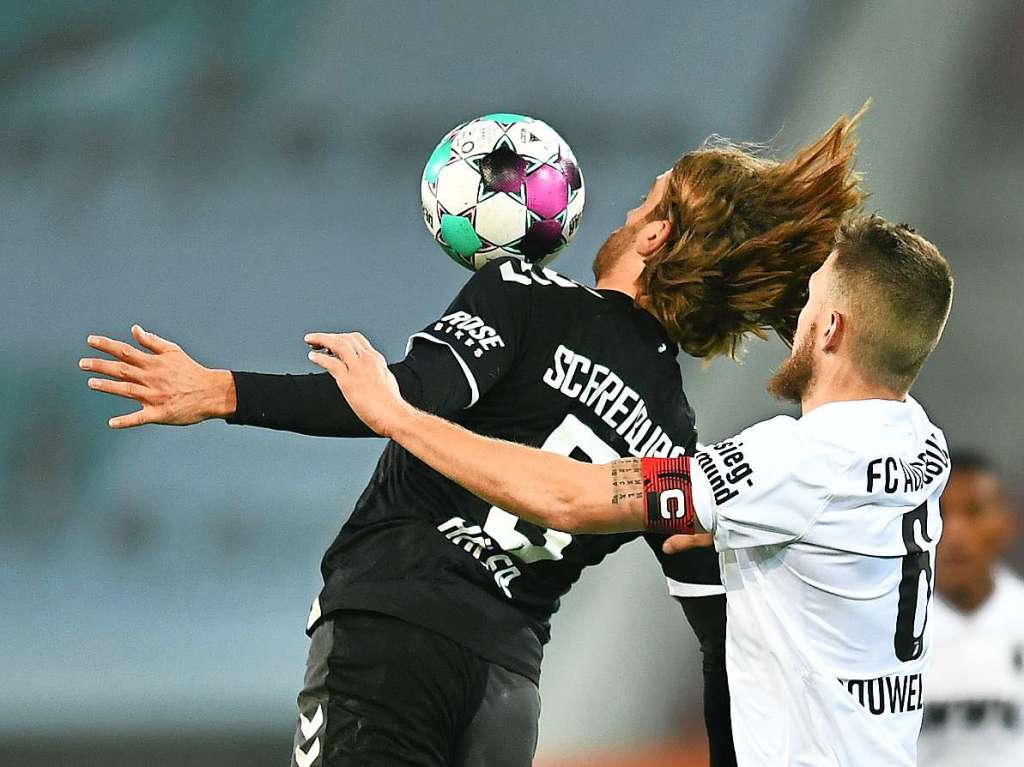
[422,114,584,270]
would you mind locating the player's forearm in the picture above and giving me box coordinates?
[228,347,471,438]
[228,372,375,437]
[388,408,645,534]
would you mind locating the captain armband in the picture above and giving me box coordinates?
[641,456,699,535]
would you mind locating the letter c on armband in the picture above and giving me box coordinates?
[642,457,698,535]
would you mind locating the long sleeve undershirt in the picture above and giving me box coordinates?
[226,342,471,437]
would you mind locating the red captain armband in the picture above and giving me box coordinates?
[641,456,698,535]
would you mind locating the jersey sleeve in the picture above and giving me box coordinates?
[407,258,529,407]
[690,416,832,549]
[227,341,472,437]
[643,417,833,549]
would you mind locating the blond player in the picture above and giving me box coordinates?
[306,215,954,766]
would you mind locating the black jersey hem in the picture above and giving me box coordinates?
[313,581,544,686]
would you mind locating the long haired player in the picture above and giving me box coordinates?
[82,112,865,767]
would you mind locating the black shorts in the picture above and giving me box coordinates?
[291,610,541,767]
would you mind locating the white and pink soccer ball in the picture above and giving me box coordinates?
[421,113,585,270]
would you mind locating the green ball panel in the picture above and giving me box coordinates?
[482,112,530,123]
[438,240,470,269]
[440,214,483,257]
[423,138,453,184]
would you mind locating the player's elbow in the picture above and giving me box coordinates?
[505,492,577,533]
[540,497,581,534]
[497,462,608,534]
[502,484,584,534]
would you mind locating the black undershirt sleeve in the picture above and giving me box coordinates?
[226,341,472,437]
[675,594,737,767]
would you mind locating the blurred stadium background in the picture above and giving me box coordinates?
[2,1,1022,764]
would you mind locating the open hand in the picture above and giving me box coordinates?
[80,325,235,428]
[304,332,411,437]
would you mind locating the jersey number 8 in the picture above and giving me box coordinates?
[483,414,619,564]
[894,501,936,662]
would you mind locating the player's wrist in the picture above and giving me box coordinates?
[384,402,425,441]
[205,368,237,420]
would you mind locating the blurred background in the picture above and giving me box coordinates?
[2,0,1022,764]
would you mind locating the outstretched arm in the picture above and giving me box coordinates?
[80,259,528,434]
[226,342,469,436]
[387,407,644,533]
[306,331,708,541]
[316,333,639,533]
[80,325,469,433]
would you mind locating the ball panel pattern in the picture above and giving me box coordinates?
[440,214,483,258]
[423,138,453,185]
[479,145,526,194]
[517,219,564,263]
[435,160,482,216]
[474,193,528,246]
[525,164,569,219]
[421,114,584,271]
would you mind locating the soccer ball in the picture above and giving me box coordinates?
[421,113,585,271]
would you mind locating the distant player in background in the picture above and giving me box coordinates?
[918,451,1024,764]
[81,112,864,767]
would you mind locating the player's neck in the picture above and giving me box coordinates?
[594,272,639,300]
[593,249,644,299]
[800,361,905,415]
[939,572,996,614]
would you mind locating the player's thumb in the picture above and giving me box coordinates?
[662,533,713,554]
[308,350,344,377]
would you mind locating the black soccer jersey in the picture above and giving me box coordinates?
[314,257,718,683]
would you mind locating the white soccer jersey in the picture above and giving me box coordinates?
[690,397,949,766]
[917,568,1024,766]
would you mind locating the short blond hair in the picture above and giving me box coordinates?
[831,215,953,391]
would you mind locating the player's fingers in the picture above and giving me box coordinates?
[334,335,364,367]
[87,377,149,402]
[304,332,334,348]
[78,357,145,382]
[108,406,160,429]
[661,533,714,555]
[308,333,362,367]
[342,333,382,367]
[132,324,180,354]
[303,332,343,358]
[307,350,347,377]
[347,332,373,354]
[347,332,388,365]
[86,335,150,366]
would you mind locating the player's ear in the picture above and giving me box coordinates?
[636,219,673,258]
[821,310,844,353]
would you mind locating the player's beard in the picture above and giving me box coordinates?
[592,222,638,281]
[766,323,817,404]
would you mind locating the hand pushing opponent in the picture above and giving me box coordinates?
[307,330,714,553]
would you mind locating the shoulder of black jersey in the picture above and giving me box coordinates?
[467,256,526,290]
[476,257,603,298]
